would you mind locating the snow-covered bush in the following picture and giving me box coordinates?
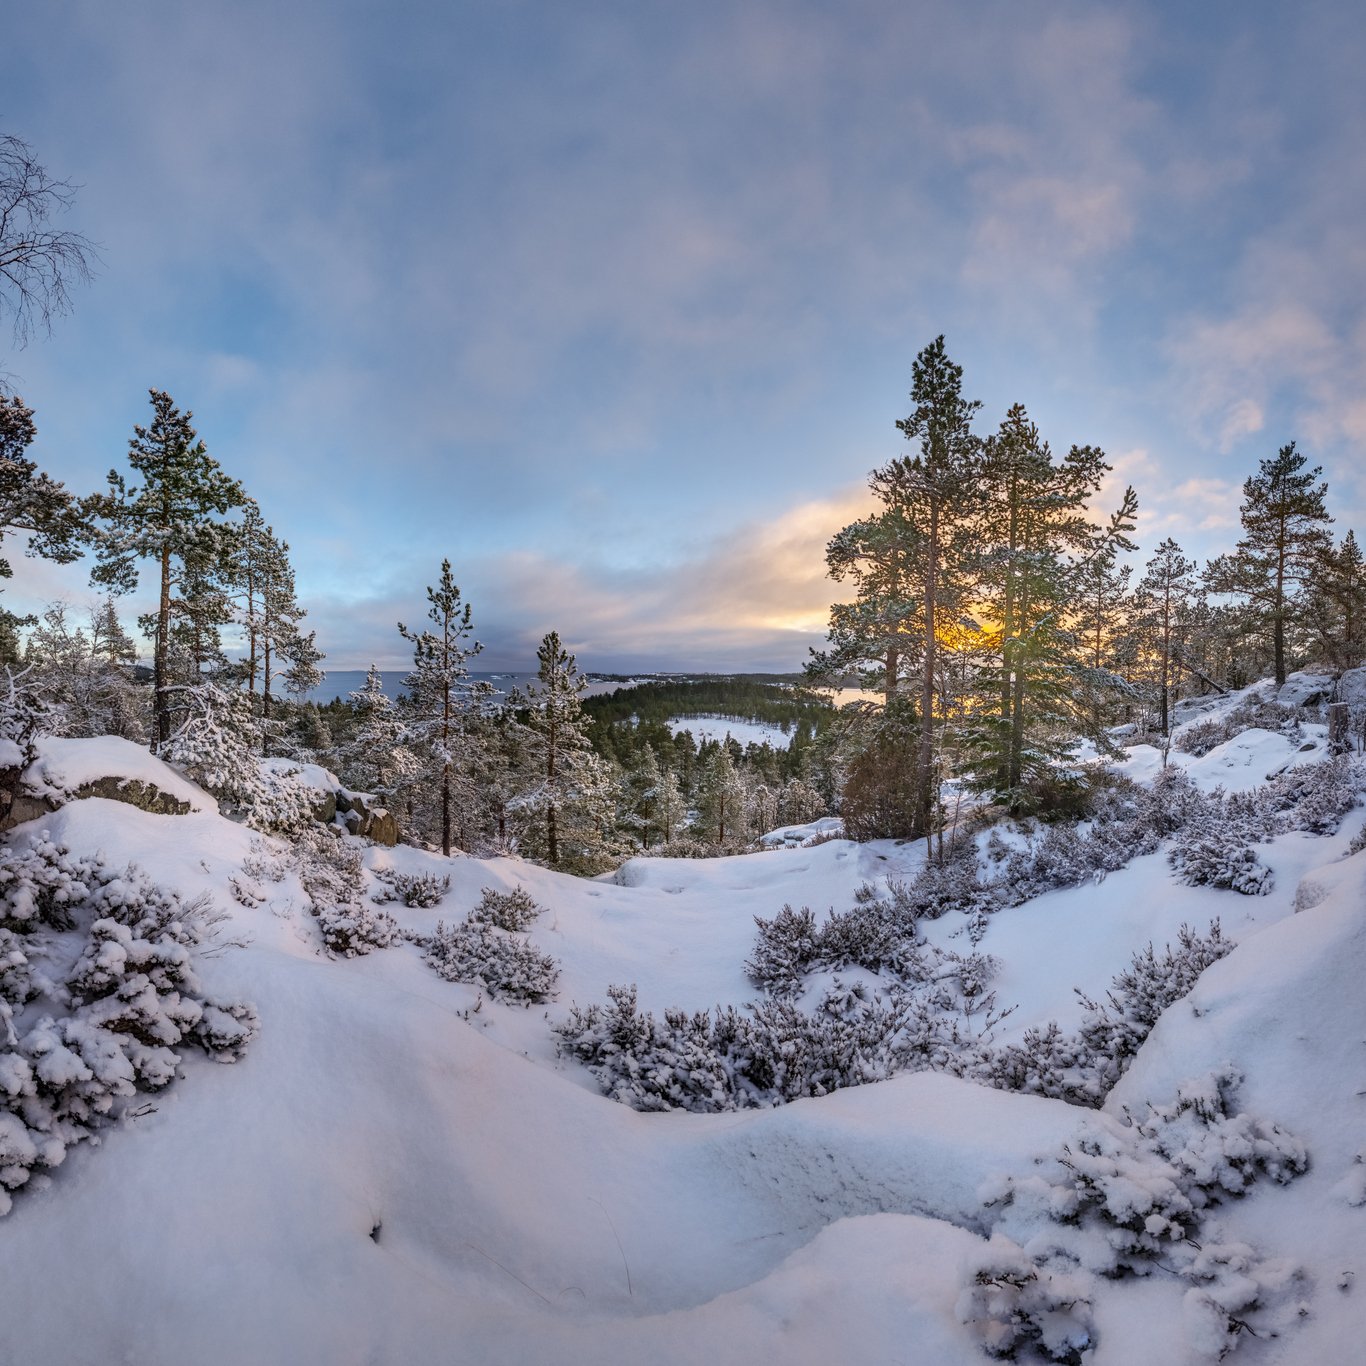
[160,682,317,836]
[558,966,1006,1113]
[971,1069,1308,1361]
[466,885,544,931]
[0,665,60,771]
[293,827,398,957]
[1168,819,1273,894]
[1174,699,1302,757]
[957,1234,1093,1364]
[373,869,451,909]
[425,919,559,1004]
[0,835,256,1217]
[1260,756,1362,835]
[979,923,1234,1106]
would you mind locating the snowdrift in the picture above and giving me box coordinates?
[0,706,1362,1365]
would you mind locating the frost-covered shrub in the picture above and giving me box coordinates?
[0,665,60,772]
[970,1069,1308,1361]
[425,919,559,1003]
[467,885,544,931]
[1261,756,1362,835]
[744,904,821,994]
[1173,698,1302,757]
[293,827,398,957]
[373,869,451,909]
[957,1234,1093,1364]
[557,968,1007,1113]
[0,836,256,1217]
[1168,820,1273,894]
[979,923,1234,1107]
[160,682,317,835]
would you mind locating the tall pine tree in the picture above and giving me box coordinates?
[93,390,245,746]
[1205,443,1333,686]
[398,559,489,857]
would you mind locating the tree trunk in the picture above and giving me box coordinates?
[154,545,172,748]
[919,496,938,849]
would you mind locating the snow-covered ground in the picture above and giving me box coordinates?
[1,681,1363,1364]
[666,714,792,748]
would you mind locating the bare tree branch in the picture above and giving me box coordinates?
[0,133,100,349]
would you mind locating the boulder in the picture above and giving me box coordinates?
[1278,672,1334,708]
[1333,666,1366,717]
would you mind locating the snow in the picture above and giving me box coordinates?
[667,715,792,748]
[28,734,214,811]
[2,711,1365,1364]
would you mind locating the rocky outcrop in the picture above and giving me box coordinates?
[335,791,398,847]
[70,776,194,815]
[0,766,198,835]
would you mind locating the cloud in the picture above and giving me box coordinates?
[306,486,876,672]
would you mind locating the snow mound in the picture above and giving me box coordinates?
[29,735,214,811]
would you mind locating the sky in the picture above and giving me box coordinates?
[4,0,1366,672]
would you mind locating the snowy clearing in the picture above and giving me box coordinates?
[1,701,1363,1365]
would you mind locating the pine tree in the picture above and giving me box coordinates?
[656,765,687,845]
[967,408,1136,807]
[1306,530,1366,670]
[92,391,245,746]
[1136,539,1198,736]
[1205,443,1333,686]
[1,393,90,641]
[696,743,748,846]
[338,665,417,802]
[1,392,89,571]
[514,630,600,867]
[398,560,489,857]
[890,336,983,837]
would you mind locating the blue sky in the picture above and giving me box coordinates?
[5,0,1366,671]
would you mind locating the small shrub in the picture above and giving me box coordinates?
[467,885,544,931]
[970,1069,1307,1361]
[373,870,451,909]
[425,919,559,1004]
[293,827,398,957]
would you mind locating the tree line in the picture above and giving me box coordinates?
[811,335,1353,847]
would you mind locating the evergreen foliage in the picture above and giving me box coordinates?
[92,391,246,746]
[398,560,491,857]
[1205,443,1333,686]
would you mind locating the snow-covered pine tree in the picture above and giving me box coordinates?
[0,392,90,586]
[23,601,146,741]
[338,665,418,803]
[92,391,245,747]
[513,630,605,868]
[1205,442,1334,686]
[398,561,491,857]
[696,743,748,847]
[656,764,687,845]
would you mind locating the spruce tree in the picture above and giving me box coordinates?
[398,560,489,857]
[1205,443,1333,686]
[92,390,245,746]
